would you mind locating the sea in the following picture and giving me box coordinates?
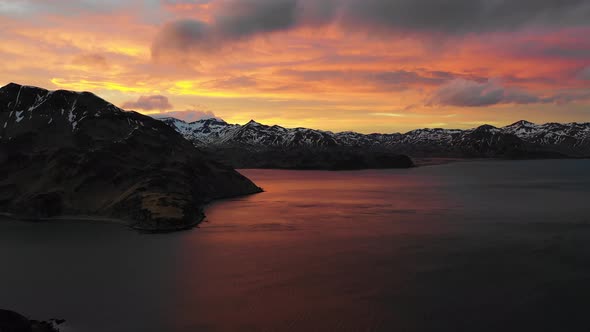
[2,160,590,331]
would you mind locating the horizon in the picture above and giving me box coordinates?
[161,112,590,134]
[1,1,589,133]
[3,81,589,135]
[2,3,590,331]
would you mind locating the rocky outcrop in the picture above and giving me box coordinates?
[0,83,262,231]
[0,309,63,332]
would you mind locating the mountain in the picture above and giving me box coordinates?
[0,83,261,231]
[502,120,590,156]
[161,117,590,167]
[160,118,415,169]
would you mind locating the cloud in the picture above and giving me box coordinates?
[429,79,590,107]
[122,95,174,111]
[153,109,218,122]
[71,53,109,69]
[200,75,258,89]
[0,1,31,15]
[372,70,451,87]
[0,0,125,16]
[544,91,590,104]
[215,0,300,37]
[163,0,213,4]
[152,20,210,57]
[152,0,590,56]
[153,0,300,56]
[277,69,487,91]
[579,66,590,80]
[343,0,590,33]
[428,79,542,107]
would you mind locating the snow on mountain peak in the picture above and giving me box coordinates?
[158,116,590,157]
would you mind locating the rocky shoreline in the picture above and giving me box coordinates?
[0,83,262,232]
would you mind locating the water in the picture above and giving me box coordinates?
[2,160,590,331]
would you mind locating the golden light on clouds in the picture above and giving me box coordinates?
[1,0,589,133]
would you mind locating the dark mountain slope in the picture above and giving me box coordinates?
[162,117,590,165]
[0,83,261,231]
[161,118,415,169]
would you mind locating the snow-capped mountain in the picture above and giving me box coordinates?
[159,117,240,145]
[160,118,341,148]
[503,120,590,154]
[0,83,260,231]
[159,117,415,169]
[161,117,590,158]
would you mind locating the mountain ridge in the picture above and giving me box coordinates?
[160,117,590,164]
[162,116,590,140]
[0,83,262,231]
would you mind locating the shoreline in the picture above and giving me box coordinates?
[2,158,587,230]
[0,190,264,233]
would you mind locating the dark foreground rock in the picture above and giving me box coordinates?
[0,83,262,231]
[203,146,415,170]
[0,310,63,332]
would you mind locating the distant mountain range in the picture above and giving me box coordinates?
[160,117,590,167]
[160,117,416,169]
[5,82,585,229]
[0,83,261,231]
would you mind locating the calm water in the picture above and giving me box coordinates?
[2,160,590,331]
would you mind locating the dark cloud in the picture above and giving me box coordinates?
[153,109,218,122]
[153,0,300,56]
[501,74,558,86]
[122,95,174,111]
[545,91,590,104]
[505,38,590,61]
[215,0,299,37]
[344,0,590,33]
[0,0,125,16]
[152,20,210,57]
[278,69,487,90]
[429,79,590,107]
[152,0,590,56]
[428,79,542,107]
[541,46,590,60]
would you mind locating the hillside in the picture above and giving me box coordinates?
[0,83,261,231]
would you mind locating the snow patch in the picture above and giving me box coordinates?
[15,111,24,123]
[12,85,22,111]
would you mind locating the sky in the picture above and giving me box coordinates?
[1,0,589,133]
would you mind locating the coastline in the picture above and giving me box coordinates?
[0,189,264,233]
[1,157,586,230]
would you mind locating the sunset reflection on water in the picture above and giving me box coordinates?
[2,161,590,332]
[170,162,590,331]
[171,169,456,330]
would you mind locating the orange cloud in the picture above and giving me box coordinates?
[0,0,589,134]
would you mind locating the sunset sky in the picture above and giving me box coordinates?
[1,0,589,133]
